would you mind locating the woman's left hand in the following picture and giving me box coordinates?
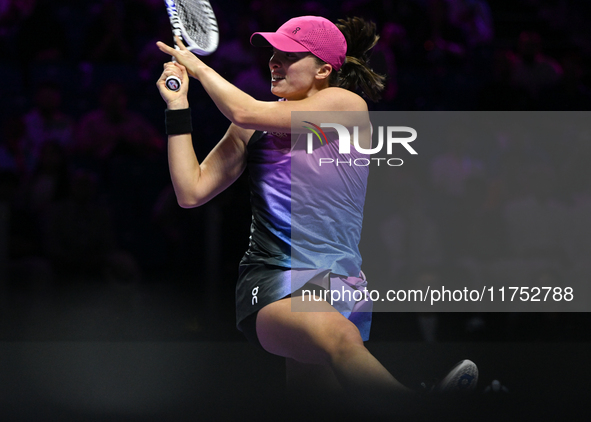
[156,36,208,80]
[156,61,190,109]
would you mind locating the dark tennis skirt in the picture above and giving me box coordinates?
[236,263,372,349]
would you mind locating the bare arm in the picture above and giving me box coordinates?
[156,38,367,133]
[157,62,253,208]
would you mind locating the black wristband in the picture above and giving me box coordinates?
[165,108,193,135]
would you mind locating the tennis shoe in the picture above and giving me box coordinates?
[434,359,478,392]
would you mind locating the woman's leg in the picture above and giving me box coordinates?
[256,296,411,397]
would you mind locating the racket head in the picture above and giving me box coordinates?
[164,0,219,56]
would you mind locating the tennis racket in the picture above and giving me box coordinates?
[163,0,219,91]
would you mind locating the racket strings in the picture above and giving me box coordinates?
[177,0,218,50]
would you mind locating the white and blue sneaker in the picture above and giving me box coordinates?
[435,359,479,392]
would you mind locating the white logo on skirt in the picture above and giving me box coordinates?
[252,286,259,305]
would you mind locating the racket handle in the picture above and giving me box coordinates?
[165,75,181,91]
[165,48,182,91]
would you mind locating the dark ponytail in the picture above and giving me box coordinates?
[319,17,386,102]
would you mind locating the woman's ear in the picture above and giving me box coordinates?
[316,63,333,80]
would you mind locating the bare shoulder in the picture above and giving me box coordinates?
[315,87,368,112]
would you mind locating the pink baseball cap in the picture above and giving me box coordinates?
[250,16,347,71]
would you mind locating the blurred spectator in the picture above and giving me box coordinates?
[82,0,133,64]
[209,16,277,100]
[233,47,279,101]
[74,81,164,162]
[210,16,258,83]
[424,0,467,65]
[448,0,494,48]
[511,31,562,99]
[21,82,74,172]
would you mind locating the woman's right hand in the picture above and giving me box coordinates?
[156,61,190,109]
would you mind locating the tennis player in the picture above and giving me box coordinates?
[156,15,478,405]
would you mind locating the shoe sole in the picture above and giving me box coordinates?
[436,359,479,392]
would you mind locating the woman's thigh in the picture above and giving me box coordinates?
[256,296,364,365]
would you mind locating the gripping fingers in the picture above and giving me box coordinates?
[157,37,204,79]
[163,61,186,92]
[157,37,189,60]
[174,35,188,50]
[165,75,182,91]
[157,62,188,100]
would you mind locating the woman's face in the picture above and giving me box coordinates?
[268,49,327,100]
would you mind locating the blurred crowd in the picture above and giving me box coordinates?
[0,0,590,342]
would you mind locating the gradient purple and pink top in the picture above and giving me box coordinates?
[240,129,369,278]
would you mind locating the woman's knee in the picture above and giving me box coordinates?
[318,321,366,365]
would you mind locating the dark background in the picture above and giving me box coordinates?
[0,0,590,420]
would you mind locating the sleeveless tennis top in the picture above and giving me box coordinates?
[240,129,369,277]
